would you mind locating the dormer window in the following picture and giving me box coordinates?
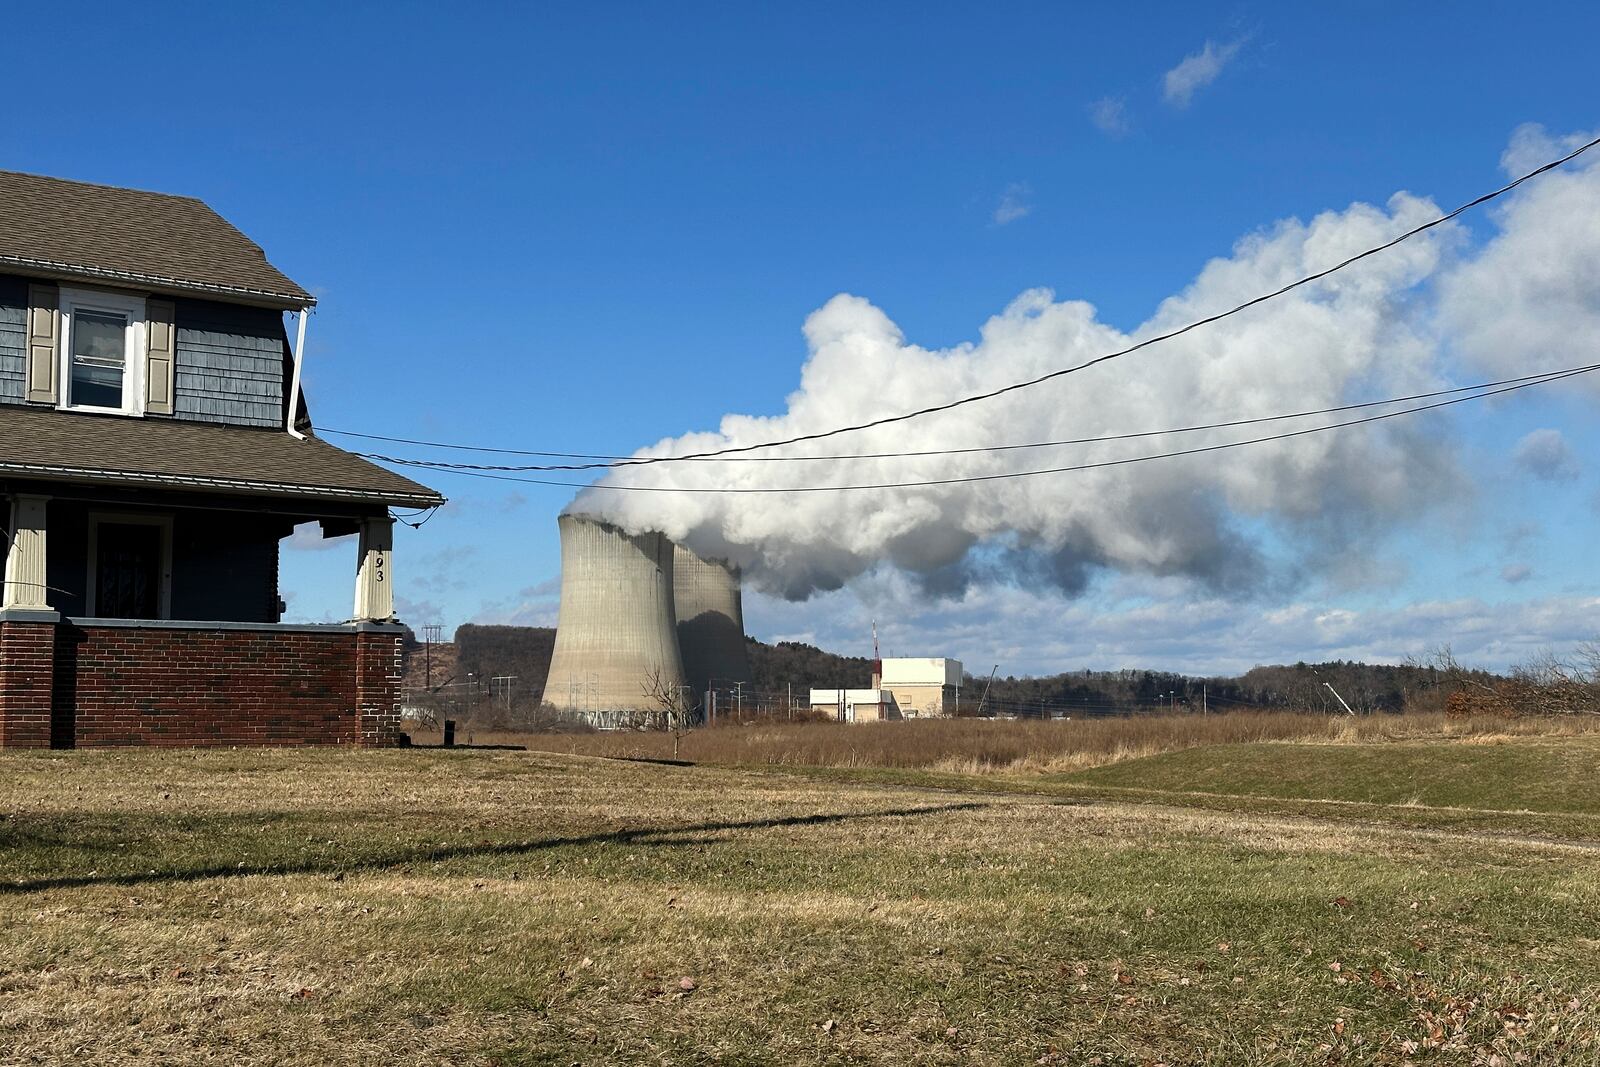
[59,287,146,415]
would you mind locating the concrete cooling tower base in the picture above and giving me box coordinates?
[673,544,752,701]
[543,515,687,727]
[544,515,753,728]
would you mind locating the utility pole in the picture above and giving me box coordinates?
[1323,681,1357,716]
[976,665,998,718]
[422,623,442,689]
[1202,684,1208,716]
[787,682,792,720]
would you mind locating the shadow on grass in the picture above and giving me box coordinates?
[1,802,987,895]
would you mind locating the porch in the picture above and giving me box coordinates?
[0,478,419,749]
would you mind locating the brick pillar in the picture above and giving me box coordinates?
[354,626,402,747]
[0,620,57,749]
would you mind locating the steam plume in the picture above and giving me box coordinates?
[571,126,1599,603]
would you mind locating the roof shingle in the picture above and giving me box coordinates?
[0,171,314,308]
[0,407,442,508]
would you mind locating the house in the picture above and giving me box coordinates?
[0,171,443,748]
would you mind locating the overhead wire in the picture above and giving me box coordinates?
[353,362,1600,494]
[345,364,1600,473]
[320,133,1600,466]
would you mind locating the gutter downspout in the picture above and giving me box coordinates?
[286,308,309,440]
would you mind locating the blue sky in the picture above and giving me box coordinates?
[12,3,1600,674]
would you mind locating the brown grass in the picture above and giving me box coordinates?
[422,709,1600,774]
[4,747,1599,1065]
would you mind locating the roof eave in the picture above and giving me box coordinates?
[0,460,443,509]
[0,254,316,310]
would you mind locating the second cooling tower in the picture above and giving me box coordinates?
[543,514,687,718]
[673,544,753,699]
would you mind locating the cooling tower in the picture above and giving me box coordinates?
[673,543,752,699]
[544,514,687,720]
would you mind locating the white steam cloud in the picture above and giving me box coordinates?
[571,126,1599,603]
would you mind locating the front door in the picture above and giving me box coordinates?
[93,521,163,619]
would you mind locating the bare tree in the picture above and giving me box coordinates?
[640,665,697,758]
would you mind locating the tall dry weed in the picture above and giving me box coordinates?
[486,709,1600,774]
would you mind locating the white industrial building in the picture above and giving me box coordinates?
[879,657,963,717]
[811,657,963,722]
[808,688,897,723]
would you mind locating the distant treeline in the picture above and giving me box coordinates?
[403,624,557,697]
[976,660,1499,716]
[403,625,1491,714]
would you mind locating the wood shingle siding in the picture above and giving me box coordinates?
[173,297,285,428]
[0,276,26,403]
[0,278,290,429]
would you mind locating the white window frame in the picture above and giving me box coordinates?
[85,511,173,619]
[59,286,147,416]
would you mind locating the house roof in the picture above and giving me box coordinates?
[0,407,443,509]
[0,171,314,309]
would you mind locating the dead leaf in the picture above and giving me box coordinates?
[1331,896,1352,909]
[821,1019,837,1033]
[678,977,697,992]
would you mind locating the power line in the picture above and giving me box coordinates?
[347,364,1600,473]
[320,133,1600,466]
[366,362,1599,494]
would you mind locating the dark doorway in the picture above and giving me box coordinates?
[94,522,163,619]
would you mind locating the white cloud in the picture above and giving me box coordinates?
[1438,124,1600,393]
[1088,96,1129,137]
[1162,38,1244,109]
[471,582,560,628]
[747,578,1600,676]
[558,125,1600,675]
[1512,428,1579,482]
[1500,563,1533,584]
[284,523,355,553]
[992,182,1032,225]
[577,189,1461,603]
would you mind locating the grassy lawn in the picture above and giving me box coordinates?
[1066,736,1600,814]
[2,740,1599,1064]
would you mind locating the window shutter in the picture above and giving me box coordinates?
[24,283,59,404]
[145,298,176,415]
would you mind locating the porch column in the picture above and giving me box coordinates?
[352,516,395,622]
[1,494,58,748]
[2,494,51,611]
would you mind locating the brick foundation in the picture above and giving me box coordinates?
[0,620,404,748]
[354,629,404,747]
[0,621,57,748]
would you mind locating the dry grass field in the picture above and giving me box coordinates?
[4,722,1600,1065]
[479,708,1600,773]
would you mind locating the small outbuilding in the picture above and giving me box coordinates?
[809,688,900,723]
